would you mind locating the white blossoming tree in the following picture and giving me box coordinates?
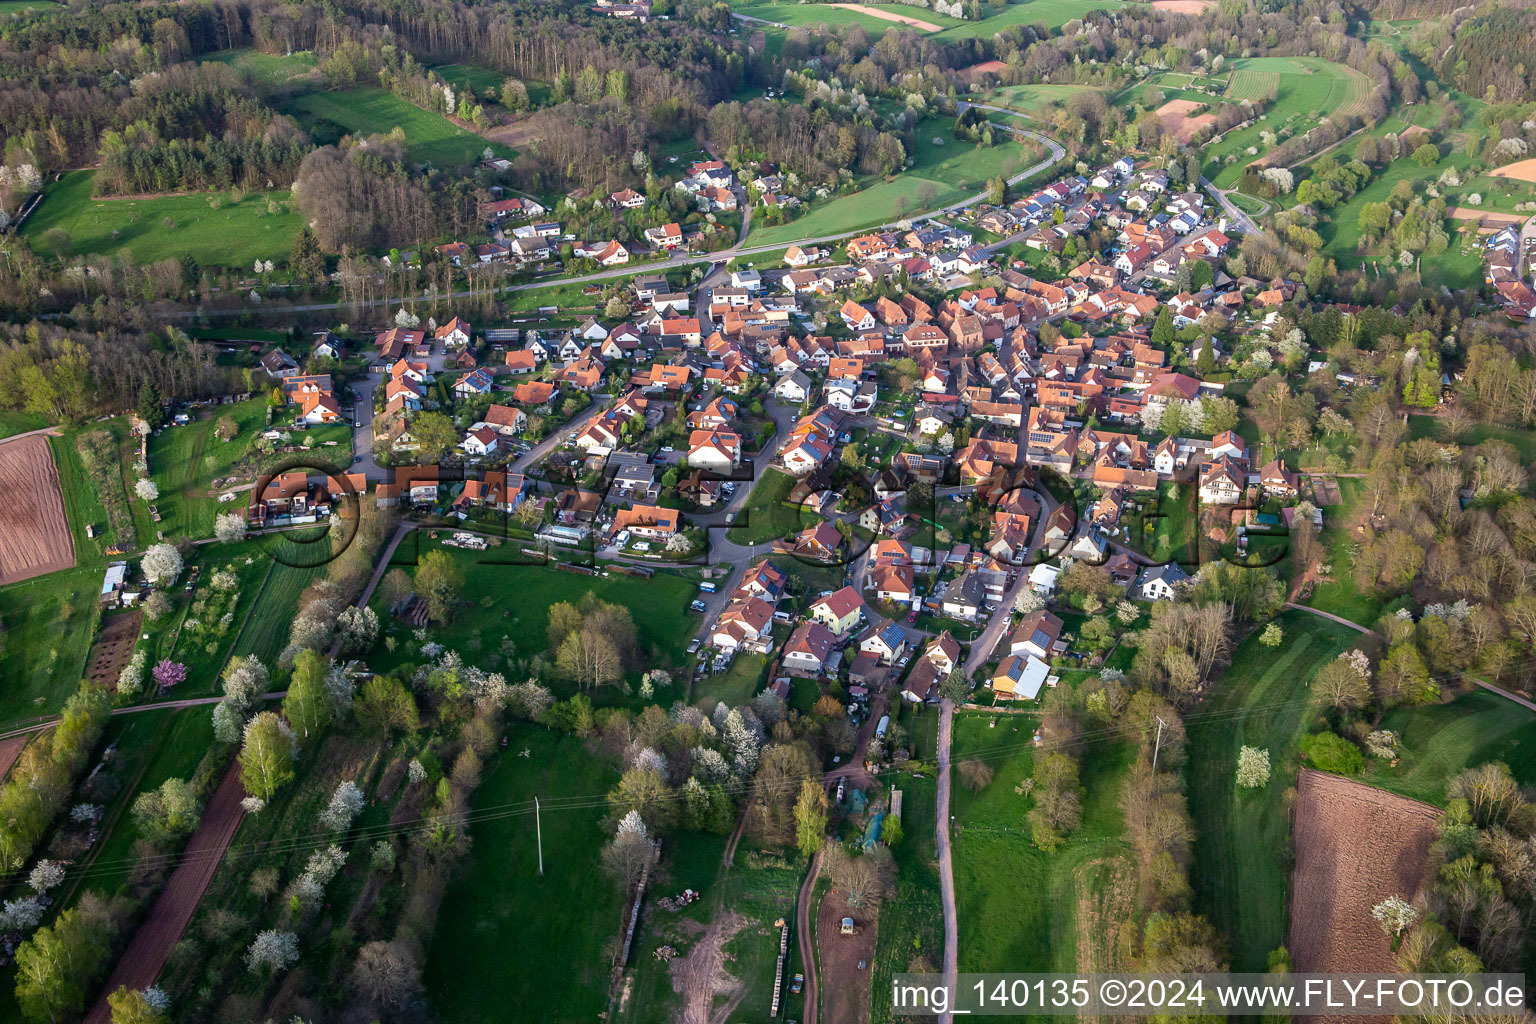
[1371,895,1418,937]
[245,930,300,974]
[1236,746,1271,788]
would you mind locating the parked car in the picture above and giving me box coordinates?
[689,599,708,613]
[791,974,804,994]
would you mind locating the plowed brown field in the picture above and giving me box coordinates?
[0,435,74,585]
[1290,769,1440,975]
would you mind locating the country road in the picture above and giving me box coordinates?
[165,123,1067,319]
[1200,175,1263,236]
[0,690,287,742]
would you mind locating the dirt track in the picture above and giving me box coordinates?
[0,734,30,782]
[1151,0,1213,12]
[0,434,75,585]
[826,3,941,30]
[1290,769,1440,976]
[83,763,246,1024]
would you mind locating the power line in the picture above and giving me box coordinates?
[47,653,1536,886]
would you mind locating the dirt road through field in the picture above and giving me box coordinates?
[84,763,247,1023]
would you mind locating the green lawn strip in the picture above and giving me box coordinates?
[0,567,101,726]
[1205,58,1372,190]
[1303,477,1410,626]
[986,84,1104,118]
[727,468,816,545]
[203,47,318,89]
[1186,610,1358,971]
[48,433,111,565]
[871,769,943,1023]
[732,0,966,33]
[425,724,624,1020]
[934,0,1131,38]
[1407,414,1536,463]
[1125,481,1195,565]
[431,63,506,95]
[280,86,511,167]
[748,118,1042,246]
[21,170,301,268]
[147,399,274,540]
[0,411,48,439]
[950,711,1134,973]
[366,538,698,685]
[0,0,60,16]
[698,653,770,706]
[229,559,327,665]
[64,707,215,900]
[1368,689,1536,803]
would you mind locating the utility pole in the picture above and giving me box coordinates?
[535,796,544,876]
[1151,716,1167,772]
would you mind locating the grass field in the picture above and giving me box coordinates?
[1317,146,1483,288]
[426,724,625,1021]
[22,170,301,267]
[49,431,116,563]
[1224,68,1280,103]
[935,0,1132,37]
[431,63,507,98]
[698,652,769,705]
[1370,688,1536,803]
[68,706,215,897]
[0,0,59,16]
[229,559,327,666]
[748,117,1042,245]
[951,712,1136,973]
[280,86,511,167]
[1407,414,1536,463]
[0,567,101,725]
[146,399,351,540]
[146,400,267,539]
[1203,57,1374,190]
[203,47,318,89]
[1187,611,1359,971]
[727,468,813,544]
[734,0,966,33]
[871,769,943,1022]
[0,411,48,439]
[986,83,1104,117]
[1127,481,1196,565]
[368,538,698,684]
[1303,477,1412,626]
[154,541,278,697]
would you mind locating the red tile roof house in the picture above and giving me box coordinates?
[712,596,775,650]
[793,520,845,561]
[840,300,876,332]
[783,622,838,675]
[435,317,472,348]
[809,585,865,635]
[609,503,678,540]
